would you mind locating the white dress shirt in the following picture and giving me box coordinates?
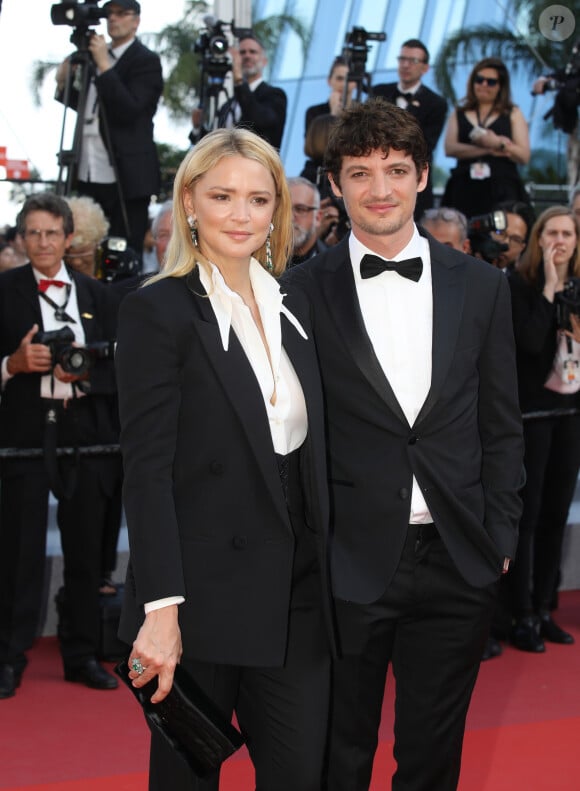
[349,227,434,523]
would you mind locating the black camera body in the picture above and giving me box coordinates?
[555,277,580,331]
[467,210,508,264]
[33,326,115,377]
[343,26,386,81]
[95,237,141,283]
[195,17,254,83]
[51,0,107,50]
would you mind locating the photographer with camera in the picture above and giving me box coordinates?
[189,32,287,150]
[507,206,580,654]
[54,0,163,257]
[0,192,121,699]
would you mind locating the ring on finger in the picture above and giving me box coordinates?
[131,657,145,675]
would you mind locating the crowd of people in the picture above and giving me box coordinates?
[0,6,579,791]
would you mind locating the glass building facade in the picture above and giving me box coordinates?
[252,0,565,190]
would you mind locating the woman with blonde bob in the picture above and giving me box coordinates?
[508,206,580,653]
[115,128,333,791]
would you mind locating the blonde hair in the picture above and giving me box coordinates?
[517,206,580,285]
[66,196,110,248]
[150,128,292,284]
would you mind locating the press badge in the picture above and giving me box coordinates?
[562,357,580,385]
[470,162,491,180]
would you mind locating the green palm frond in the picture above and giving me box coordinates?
[30,61,59,106]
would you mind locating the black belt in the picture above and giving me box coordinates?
[275,448,302,507]
[408,522,439,547]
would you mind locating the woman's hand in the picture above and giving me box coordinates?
[542,243,560,302]
[128,604,182,703]
[565,313,580,344]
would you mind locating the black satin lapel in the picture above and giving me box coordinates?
[415,251,466,425]
[188,275,289,527]
[15,266,43,323]
[323,256,408,424]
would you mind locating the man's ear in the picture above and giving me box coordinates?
[416,164,429,194]
[328,173,343,199]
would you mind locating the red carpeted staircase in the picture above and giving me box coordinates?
[1,591,579,790]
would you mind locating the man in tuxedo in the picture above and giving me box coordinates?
[372,39,447,217]
[189,35,287,149]
[55,0,163,254]
[0,193,120,699]
[284,100,524,790]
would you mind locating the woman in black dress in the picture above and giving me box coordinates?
[443,57,530,218]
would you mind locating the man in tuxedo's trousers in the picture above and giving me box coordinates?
[283,100,524,791]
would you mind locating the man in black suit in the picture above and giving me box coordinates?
[189,35,287,149]
[0,193,120,699]
[56,0,163,254]
[284,100,524,790]
[372,39,447,217]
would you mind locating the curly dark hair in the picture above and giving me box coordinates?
[324,98,429,187]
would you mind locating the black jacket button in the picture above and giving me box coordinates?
[210,461,224,474]
[232,535,248,550]
[399,488,409,499]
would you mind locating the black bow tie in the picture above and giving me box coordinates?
[360,254,423,282]
[396,89,415,104]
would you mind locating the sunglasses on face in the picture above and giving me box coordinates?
[474,75,499,87]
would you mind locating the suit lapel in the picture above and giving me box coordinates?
[322,243,408,424]
[185,271,290,527]
[415,240,466,425]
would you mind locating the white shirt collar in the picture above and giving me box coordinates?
[32,261,71,285]
[197,258,307,351]
[110,38,135,59]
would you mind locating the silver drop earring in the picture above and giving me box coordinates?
[187,215,198,248]
[266,223,274,272]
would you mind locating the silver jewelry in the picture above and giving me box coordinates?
[131,657,145,675]
[266,222,274,272]
[187,215,198,248]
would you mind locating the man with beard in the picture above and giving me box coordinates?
[287,178,327,268]
[189,35,287,150]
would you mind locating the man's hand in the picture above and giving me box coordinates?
[6,324,52,375]
[88,33,112,74]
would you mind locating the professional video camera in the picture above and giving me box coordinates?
[539,38,580,134]
[50,0,107,49]
[33,326,115,377]
[342,26,386,102]
[95,237,141,283]
[195,15,253,84]
[467,210,508,264]
[555,277,580,331]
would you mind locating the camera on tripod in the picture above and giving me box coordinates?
[195,16,253,83]
[342,26,386,85]
[51,0,107,49]
[467,210,508,264]
[33,326,115,377]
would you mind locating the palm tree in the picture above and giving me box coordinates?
[433,0,580,185]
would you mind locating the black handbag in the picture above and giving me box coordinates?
[115,660,245,777]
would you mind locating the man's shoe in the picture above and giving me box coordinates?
[482,636,503,661]
[64,658,118,690]
[510,616,546,653]
[538,613,575,645]
[0,664,22,699]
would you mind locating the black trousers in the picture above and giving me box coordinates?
[508,413,580,615]
[76,180,149,256]
[325,525,498,791]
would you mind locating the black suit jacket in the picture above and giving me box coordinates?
[283,233,524,604]
[304,101,331,137]
[0,264,118,449]
[371,82,447,155]
[59,39,163,199]
[115,271,333,666]
[190,81,287,150]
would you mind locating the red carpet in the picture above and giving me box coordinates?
[1,590,579,790]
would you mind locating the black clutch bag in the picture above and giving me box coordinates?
[115,660,245,777]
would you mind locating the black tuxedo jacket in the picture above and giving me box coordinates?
[304,101,331,136]
[59,38,163,199]
[0,264,118,449]
[371,82,447,155]
[115,271,333,666]
[283,233,524,604]
[190,81,287,150]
